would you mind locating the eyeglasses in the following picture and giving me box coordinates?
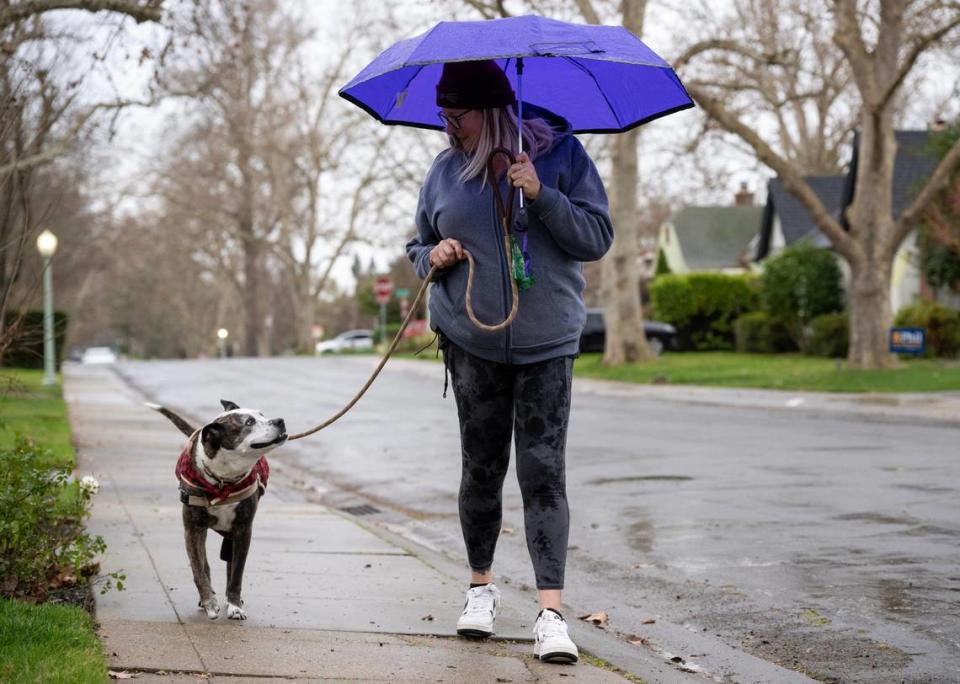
[438,110,472,129]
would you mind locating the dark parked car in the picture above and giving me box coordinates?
[579,308,677,355]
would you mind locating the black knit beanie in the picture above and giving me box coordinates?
[436,60,516,109]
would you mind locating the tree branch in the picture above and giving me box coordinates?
[897,135,960,244]
[878,15,960,111]
[0,0,163,30]
[830,0,877,103]
[687,84,855,259]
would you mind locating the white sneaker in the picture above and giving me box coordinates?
[533,609,579,663]
[456,583,501,637]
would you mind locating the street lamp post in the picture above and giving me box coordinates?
[36,230,58,387]
[217,328,229,358]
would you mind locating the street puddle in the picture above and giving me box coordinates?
[879,578,914,615]
[833,512,916,525]
[589,475,693,485]
[627,519,655,552]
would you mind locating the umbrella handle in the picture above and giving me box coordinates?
[486,147,517,237]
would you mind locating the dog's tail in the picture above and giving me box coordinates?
[145,402,196,437]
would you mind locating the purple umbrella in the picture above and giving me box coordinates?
[338,14,693,135]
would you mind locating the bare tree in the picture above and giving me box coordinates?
[266,46,414,353]
[151,0,313,356]
[676,0,960,368]
[0,4,165,340]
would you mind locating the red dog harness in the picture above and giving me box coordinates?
[175,441,269,508]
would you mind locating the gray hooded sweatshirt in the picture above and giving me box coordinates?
[406,118,613,364]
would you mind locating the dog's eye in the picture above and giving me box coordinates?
[245,417,255,426]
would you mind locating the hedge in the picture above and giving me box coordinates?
[803,312,849,358]
[649,273,759,350]
[734,311,797,353]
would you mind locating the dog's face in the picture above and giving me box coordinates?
[199,400,287,465]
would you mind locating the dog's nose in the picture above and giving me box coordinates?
[272,418,286,431]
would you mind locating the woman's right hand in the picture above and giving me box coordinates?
[429,238,465,268]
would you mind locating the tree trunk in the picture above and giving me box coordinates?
[297,275,316,354]
[242,238,262,357]
[598,0,651,365]
[601,127,653,364]
[843,112,898,368]
[847,255,896,367]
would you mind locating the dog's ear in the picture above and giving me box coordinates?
[200,423,225,458]
[220,399,240,412]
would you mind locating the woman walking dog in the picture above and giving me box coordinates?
[406,59,613,664]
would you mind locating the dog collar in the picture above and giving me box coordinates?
[175,441,270,507]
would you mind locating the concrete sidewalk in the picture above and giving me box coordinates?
[67,366,691,683]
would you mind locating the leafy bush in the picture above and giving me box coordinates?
[919,238,960,291]
[0,439,122,599]
[803,313,849,358]
[761,244,844,344]
[649,273,759,350]
[894,302,960,358]
[1,311,69,370]
[734,311,797,353]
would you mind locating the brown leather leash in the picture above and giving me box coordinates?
[288,148,523,442]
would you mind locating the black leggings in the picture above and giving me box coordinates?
[442,338,573,590]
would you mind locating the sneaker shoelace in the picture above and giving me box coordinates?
[464,587,496,617]
[538,612,569,639]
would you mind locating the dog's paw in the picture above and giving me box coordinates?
[226,602,247,620]
[200,597,220,619]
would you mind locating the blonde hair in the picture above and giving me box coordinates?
[450,107,555,185]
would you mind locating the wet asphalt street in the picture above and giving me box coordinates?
[112,356,959,683]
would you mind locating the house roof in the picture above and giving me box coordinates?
[670,205,764,270]
[840,130,940,226]
[755,176,845,260]
[756,130,940,261]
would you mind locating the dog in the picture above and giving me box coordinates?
[148,399,287,620]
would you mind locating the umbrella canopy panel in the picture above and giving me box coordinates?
[340,15,693,134]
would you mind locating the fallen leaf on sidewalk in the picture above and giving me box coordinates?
[628,636,648,646]
[421,613,435,621]
[108,672,135,680]
[642,618,656,624]
[501,526,514,535]
[578,611,609,628]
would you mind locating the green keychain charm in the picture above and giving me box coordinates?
[510,234,535,291]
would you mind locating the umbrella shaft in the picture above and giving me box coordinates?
[516,57,524,208]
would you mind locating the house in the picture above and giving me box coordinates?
[755,129,955,312]
[659,185,764,274]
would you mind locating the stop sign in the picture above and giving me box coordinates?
[373,276,393,304]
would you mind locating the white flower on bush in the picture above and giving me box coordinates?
[79,475,100,496]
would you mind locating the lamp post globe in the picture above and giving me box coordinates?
[36,229,58,257]
[217,328,229,358]
[36,230,58,386]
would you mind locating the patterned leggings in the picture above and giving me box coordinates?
[442,338,573,590]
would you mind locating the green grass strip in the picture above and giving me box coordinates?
[574,352,960,393]
[0,369,74,467]
[0,598,107,683]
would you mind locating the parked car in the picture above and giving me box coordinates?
[579,308,677,355]
[314,329,375,355]
[81,346,118,364]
